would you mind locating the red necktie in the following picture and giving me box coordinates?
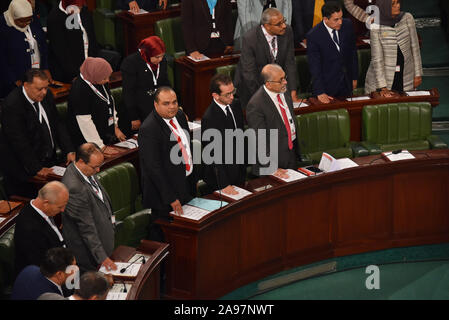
[169,119,191,172]
[276,94,293,150]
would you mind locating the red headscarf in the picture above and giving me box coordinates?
[138,36,166,71]
[61,0,86,9]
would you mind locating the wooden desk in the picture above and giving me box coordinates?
[158,149,449,299]
[295,89,440,141]
[117,6,181,57]
[109,240,169,300]
[0,202,24,237]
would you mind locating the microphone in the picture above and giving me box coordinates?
[120,255,142,274]
[392,149,402,154]
[120,279,127,293]
[0,183,12,213]
[214,165,223,209]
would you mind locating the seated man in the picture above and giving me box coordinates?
[246,64,300,178]
[234,8,298,109]
[14,181,69,276]
[306,1,358,104]
[62,143,117,273]
[1,69,75,197]
[11,247,77,300]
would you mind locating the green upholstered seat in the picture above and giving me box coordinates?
[96,162,151,248]
[361,102,448,154]
[110,87,123,112]
[215,64,237,79]
[357,48,371,89]
[0,226,15,299]
[295,54,313,99]
[92,0,124,52]
[296,109,368,163]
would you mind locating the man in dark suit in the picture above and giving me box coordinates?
[14,181,69,276]
[181,0,234,60]
[201,74,246,195]
[62,143,117,273]
[306,1,358,104]
[11,247,77,300]
[138,87,197,236]
[1,69,75,197]
[234,8,298,109]
[246,64,300,178]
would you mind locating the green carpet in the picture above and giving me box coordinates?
[401,0,441,18]
[417,27,449,68]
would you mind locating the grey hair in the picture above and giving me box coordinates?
[38,181,68,204]
[260,8,282,25]
[261,64,284,83]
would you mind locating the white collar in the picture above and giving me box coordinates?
[74,162,91,183]
[263,85,284,101]
[261,25,276,42]
[213,98,230,114]
[22,86,37,106]
[323,20,338,36]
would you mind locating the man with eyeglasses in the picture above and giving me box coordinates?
[234,8,298,110]
[61,142,117,273]
[201,73,246,195]
[246,64,300,178]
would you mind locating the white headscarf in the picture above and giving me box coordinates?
[3,0,33,32]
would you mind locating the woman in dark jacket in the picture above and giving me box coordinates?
[68,57,126,150]
[46,0,99,83]
[120,36,170,130]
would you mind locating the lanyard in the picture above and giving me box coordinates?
[140,49,160,86]
[80,73,111,105]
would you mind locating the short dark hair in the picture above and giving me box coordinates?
[22,69,48,84]
[40,247,75,278]
[210,73,233,95]
[75,272,110,299]
[322,1,342,19]
[154,86,175,103]
[75,142,101,163]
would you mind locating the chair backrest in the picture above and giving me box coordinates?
[96,162,141,221]
[357,48,371,88]
[154,16,185,58]
[362,102,432,144]
[216,64,237,79]
[296,108,351,155]
[295,54,312,97]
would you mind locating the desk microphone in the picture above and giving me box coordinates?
[214,165,223,209]
[0,185,12,213]
[392,149,402,154]
[120,279,127,293]
[120,256,142,274]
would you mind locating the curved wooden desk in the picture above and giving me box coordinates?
[158,150,449,299]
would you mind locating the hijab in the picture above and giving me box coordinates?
[3,0,33,32]
[377,0,405,26]
[80,57,113,84]
[61,0,86,10]
[138,36,166,71]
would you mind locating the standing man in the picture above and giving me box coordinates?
[306,1,358,104]
[201,74,246,195]
[13,181,69,275]
[138,87,196,238]
[234,8,298,109]
[1,69,75,197]
[246,64,300,178]
[62,142,117,273]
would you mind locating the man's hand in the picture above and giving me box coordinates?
[128,0,140,13]
[273,168,289,180]
[170,199,183,215]
[66,152,76,165]
[115,126,127,142]
[159,0,167,9]
[414,76,422,89]
[35,167,54,179]
[291,90,301,103]
[317,93,334,104]
[101,257,117,271]
[222,185,238,195]
[379,87,393,98]
[224,46,234,55]
[190,51,204,60]
[131,120,141,131]
[353,80,358,90]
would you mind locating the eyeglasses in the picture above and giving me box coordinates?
[220,88,236,98]
[270,18,286,27]
[267,76,288,84]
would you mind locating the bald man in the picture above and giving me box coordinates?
[14,181,69,275]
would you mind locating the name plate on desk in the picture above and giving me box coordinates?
[406,91,431,96]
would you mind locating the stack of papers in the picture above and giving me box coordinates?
[114,139,139,149]
[106,283,132,300]
[271,169,307,182]
[99,262,142,277]
[51,166,66,177]
[293,101,309,108]
[214,186,252,201]
[406,91,430,96]
[170,204,210,220]
[318,153,359,172]
[188,55,210,62]
[382,150,415,161]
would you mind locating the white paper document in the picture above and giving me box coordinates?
[406,91,430,96]
[346,96,370,101]
[362,39,371,44]
[382,150,415,161]
[171,204,210,221]
[0,217,6,224]
[300,42,307,48]
[106,283,132,300]
[216,186,252,201]
[128,9,148,14]
[271,169,307,183]
[293,101,309,108]
[99,262,142,277]
[51,166,66,177]
[188,55,210,62]
[188,121,201,132]
[319,153,359,172]
[114,139,139,149]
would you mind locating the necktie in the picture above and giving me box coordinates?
[225,106,236,129]
[33,102,54,158]
[88,176,99,194]
[270,37,277,62]
[276,94,293,150]
[332,29,340,47]
[313,0,325,27]
[169,119,191,172]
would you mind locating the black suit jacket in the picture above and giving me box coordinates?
[47,6,99,83]
[234,25,297,108]
[181,0,234,55]
[201,101,246,190]
[1,87,74,182]
[138,110,197,216]
[13,203,65,275]
[120,52,170,122]
[246,86,300,176]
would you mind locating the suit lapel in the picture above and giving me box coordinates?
[261,88,285,130]
[319,22,341,55]
[256,27,274,64]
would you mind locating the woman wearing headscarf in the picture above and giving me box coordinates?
[120,36,170,130]
[68,57,126,150]
[47,0,99,83]
[0,0,50,98]
[363,0,422,96]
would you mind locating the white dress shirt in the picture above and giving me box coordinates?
[163,117,193,176]
[323,20,340,51]
[263,85,296,141]
[30,200,65,245]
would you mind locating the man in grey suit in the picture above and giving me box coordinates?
[62,143,117,273]
[234,8,298,109]
[246,64,300,178]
